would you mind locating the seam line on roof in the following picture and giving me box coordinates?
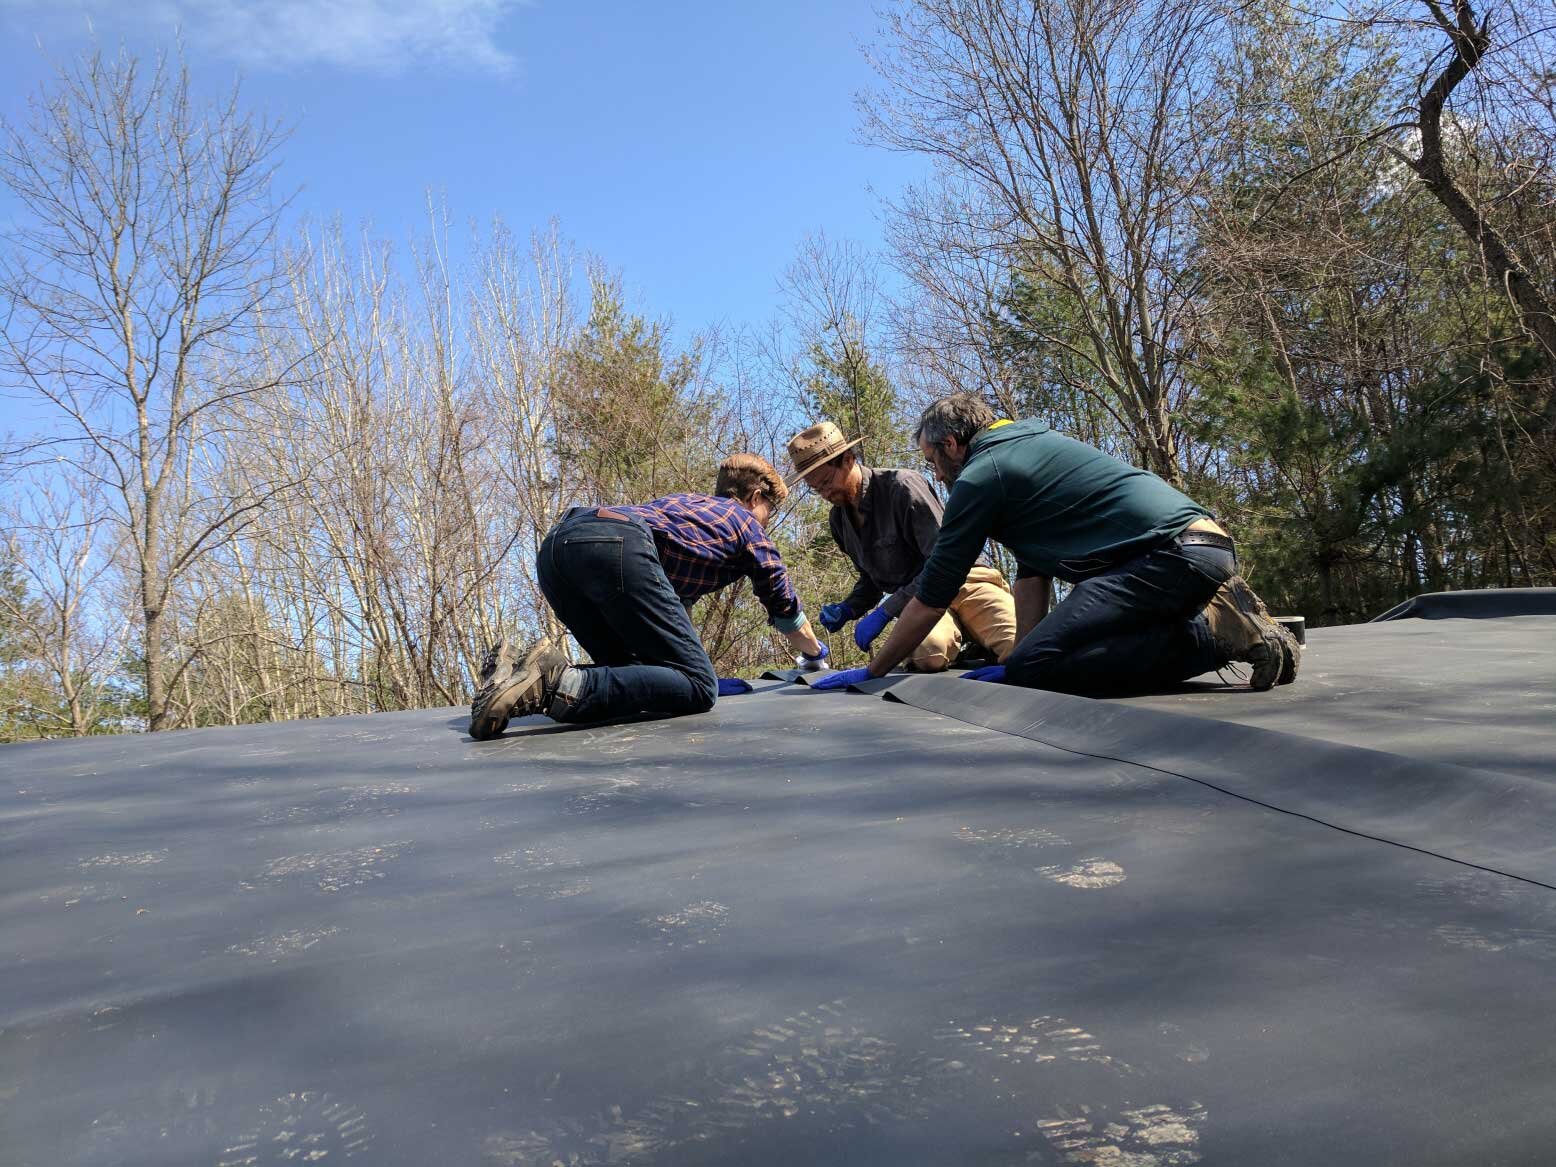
[896,698,1556,894]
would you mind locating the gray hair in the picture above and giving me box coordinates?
[915,393,997,448]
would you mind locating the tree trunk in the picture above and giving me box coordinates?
[143,606,172,732]
[1406,1,1556,373]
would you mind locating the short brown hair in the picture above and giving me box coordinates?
[916,393,997,448]
[715,453,788,507]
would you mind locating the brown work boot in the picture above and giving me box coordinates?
[469,636,570,740]
[1219,576,1301,685]
[1205,576,1299,691]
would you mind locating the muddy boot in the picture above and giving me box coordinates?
[469,636,571,740]
[1233,578,1300,686]
[1205,576,1300,691]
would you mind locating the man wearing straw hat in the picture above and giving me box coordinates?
[787,420,1016,672]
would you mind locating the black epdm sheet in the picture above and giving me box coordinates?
[3,595,1556,1165]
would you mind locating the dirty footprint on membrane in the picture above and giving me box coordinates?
[1039,857,1127,888]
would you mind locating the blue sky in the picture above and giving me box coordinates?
[0,0,927,433]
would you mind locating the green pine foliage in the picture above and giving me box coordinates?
[1184,2,1556,620]
[798,322,911,466]
[555,273,719,505]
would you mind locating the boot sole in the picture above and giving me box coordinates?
[1276,633,1301,686]
[469,639,554,740]
[1248,632,1283,691]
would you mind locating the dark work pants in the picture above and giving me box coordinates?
[537,509,717,723]
[1003,541,1234,697]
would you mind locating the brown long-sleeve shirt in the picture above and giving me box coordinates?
[829,466,947,618]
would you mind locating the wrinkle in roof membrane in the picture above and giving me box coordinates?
[1370,587,1556,621]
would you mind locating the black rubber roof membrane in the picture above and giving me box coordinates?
[3,597,1553,1165]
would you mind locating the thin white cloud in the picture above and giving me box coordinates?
[1,0,527,75]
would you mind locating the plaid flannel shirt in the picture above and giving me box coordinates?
[620,495,803,629]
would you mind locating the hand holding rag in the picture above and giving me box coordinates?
[795,642,830,672]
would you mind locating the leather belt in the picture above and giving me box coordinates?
[1177,529,1236,553]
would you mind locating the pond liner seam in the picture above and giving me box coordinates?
[860,673,1556,894]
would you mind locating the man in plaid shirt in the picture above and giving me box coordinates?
[626,492,803,616]
[469,454,829,739]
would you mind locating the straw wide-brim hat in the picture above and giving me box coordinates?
[786,421,863,487]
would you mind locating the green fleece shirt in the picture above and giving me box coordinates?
[914,419,1210,608]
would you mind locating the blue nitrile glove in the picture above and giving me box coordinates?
[853,606,891,652]
[818,602,854,633]
[795,642,830,672]
[717,677,754,696]
[962,665,1007,683]
[808,666,872,691]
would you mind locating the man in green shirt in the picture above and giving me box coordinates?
[812,394,1298,696]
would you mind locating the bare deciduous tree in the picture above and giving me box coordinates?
[776,233,908,460]
[864,0,1230,482]
[0,469,130,737]
[1390,0,1556,367]
[882,174,1028,413]
[0,47,297,730]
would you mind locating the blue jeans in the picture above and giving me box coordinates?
[537,508,717,723]
[1003,540,1234,696]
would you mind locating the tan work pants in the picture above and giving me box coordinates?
[908,565,1017,672]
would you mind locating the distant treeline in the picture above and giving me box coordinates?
[3,0,1553,739]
